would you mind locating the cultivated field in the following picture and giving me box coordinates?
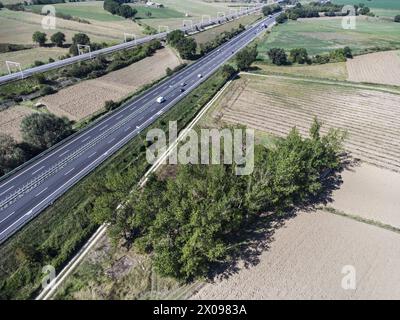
[39,47,181,121]
[0,105,36,141]
[0,8,143,45]
[258,16,400,58]
[253,61,348,81]
[347,50,400,86]
[192,210,400,299]
[211,73,400,172]
[331,163,400,229]
[0,47,68,75]
[142,0,255,30]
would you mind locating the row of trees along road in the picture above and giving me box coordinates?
[93,118,346,281]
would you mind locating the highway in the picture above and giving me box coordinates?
[0,6,262,85]
[0,13,279,244]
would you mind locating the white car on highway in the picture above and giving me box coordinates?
[157,96,166,103]
[198,74,203,78]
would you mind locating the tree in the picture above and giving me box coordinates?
[236,46,258,71]
[394,15,400,23]
[267,48,288,65]
[69,33,90,55]
[71,33,90,45]
[0,134,25,176]
[359,6,370,15]
[221,64,236,78]
[275,12,287,24]
[20,113,73,150]
[0,2,4,10]
[289,48,309,64]
[32,31,47,46]
[167,30,185,47]
[50,32,66,47]
[175,38,197,60]
[118,5,136,19]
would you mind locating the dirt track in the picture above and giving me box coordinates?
[0,105,36,141]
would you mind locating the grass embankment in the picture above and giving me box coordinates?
[0,66,233,300]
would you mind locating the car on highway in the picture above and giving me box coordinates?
[156,96,166,103]
[181,82,186,87]
[198,74,202,78]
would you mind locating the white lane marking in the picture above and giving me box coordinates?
[31,166,45,176]
[124,126,131,132]
[107,138,116,144]
[35,187,48,198]
[81,136,91,143]
[138,116,144,121]
[0,211,15,224]
[116,114,124,120]
[58,150,70,158]
[0,186,14,197]
[88,152,97,159]
[64,168,75,176]
[99,125,108,131]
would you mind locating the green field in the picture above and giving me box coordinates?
[259,16,400,58]
[29,2,124,22]
[332,0,400,17]
[130,5,185,19]
[154,0,252,17]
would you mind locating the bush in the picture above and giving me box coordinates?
[104,100,118,111]
[394,15,400,23]
[33,60,45,67]
[40,85,55,95]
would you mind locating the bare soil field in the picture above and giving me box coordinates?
[347,50,400,86]
[39,47,181,121]
[330,163,400,229]
[212,73,400,172]
[254,61,348,81]
[0,47,68,74]
[0,105,37,141]
[192,210,400,300]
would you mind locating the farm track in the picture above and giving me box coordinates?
[218,76,400,173]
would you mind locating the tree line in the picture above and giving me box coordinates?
[267,46,353,66]
[93,118,345,281]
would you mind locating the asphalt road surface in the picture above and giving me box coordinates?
[0,6,262,85]
[0,13,279,244]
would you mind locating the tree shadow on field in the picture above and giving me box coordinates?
[206,153,360,282]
